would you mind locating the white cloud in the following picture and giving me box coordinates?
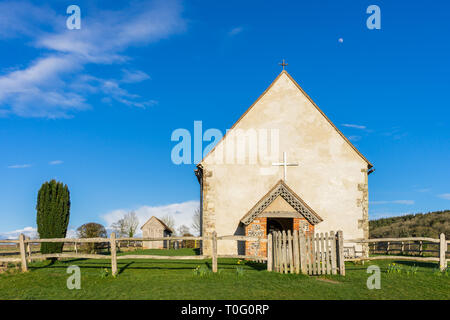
[342,124,367,130]
[381,127,408,140]
[370,200,415,205]
[0,226,37,240]
[0,227,78,240]
[228,26,244,36]
[0,0,185,118]
[101,200,200,235]
[74,75,157,108]
[7,164,32,169]
[66,229,78,238]
[0,1,59,39]
[49,160,63,165]
[438,193,450,200]
[369,211,413,220]
[121,69,151,83]
[348,135,361,141]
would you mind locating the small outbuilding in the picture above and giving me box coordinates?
[140,216,174,249]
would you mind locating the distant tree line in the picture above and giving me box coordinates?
[369,210,450,239]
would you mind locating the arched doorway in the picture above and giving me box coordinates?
[267,218,293,234]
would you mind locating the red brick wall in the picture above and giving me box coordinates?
[245,218,267,257]
[293,217,314,237]
[245,217,314,258]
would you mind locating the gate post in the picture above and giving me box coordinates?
[336,231,345,276]
[330,231,337,275]
[440,233,447,271]
[299,231,307,274]
[292,230,299,274]
[19,234,28,272]
[267,233,273,271]
[26,236,32,263]
[211,232,218,273]
[110,232,117,276]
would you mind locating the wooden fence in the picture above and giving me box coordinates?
[0,232,267,275]
[345,233,449,271]
[268,230,345,276]
[4,231,446,276]
[366,239,447,257]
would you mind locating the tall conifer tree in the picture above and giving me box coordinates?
[36,180,71,254]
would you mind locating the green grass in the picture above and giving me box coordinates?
[0,249,448,300]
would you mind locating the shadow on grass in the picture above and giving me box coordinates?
[245,261,266,271]
[119,262,134,275]
[345,260,439,273]
[393,260,439,269]
[27,257,269,273]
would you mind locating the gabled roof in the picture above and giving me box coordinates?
[199,70,373,169]
[140,216,174,233]
[240,180,323,226]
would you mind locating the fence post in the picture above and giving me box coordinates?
[211,231,218,273]
[292,230,299,274]
[315,233,321,275]
[325,232,331,274]
[320,233,325,275]
[306,235,312,275]
[25,236,32,263]
[267,233,273,271]
[299,231,307,274]
[287,230,294,273]
[273,232,278,272]
[272,231,278,272]
[19,234,28,272]
[311,233,316,275]
[275,231,283,272]
[110,232,117,276]
[336,231,345,276]
[440,233,447,271]
[330,231,337,275]
[282,231,287,274]
[419,241,423,256]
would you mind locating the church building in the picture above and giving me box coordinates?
[195,69,373,257]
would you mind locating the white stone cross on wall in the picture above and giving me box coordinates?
[271,152,299,181]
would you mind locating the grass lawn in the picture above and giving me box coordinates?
[0,248,448,300]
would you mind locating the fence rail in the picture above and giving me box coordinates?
[345,233,448,271]
[3,232,447,275]
[346,237,441,243]
[0,232,267,275]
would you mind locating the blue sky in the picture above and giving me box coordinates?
[0,0,449,238]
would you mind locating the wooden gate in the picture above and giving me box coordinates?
[269,230,345,275]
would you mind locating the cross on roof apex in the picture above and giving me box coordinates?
[279,59,288,70]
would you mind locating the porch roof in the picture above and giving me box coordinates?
[240,180,323,226]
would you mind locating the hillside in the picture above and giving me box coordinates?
[369,210,450,239]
